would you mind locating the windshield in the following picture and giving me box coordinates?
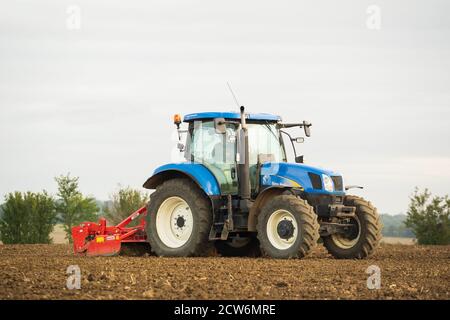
[247,123,286,164]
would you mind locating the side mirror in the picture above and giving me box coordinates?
[292,137,304,144]
[214,118,227,134]
[295,155,304,163]
[303,121,311,137]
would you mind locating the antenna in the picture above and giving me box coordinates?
[227,82,240,108]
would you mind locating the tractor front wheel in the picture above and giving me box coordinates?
[322,195,382,259]
[256,195,320,259]
[146,178,213,257]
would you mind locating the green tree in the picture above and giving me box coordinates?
[104,186,149,226]
[30,191,57,243]
[405,188,450,245]
[0,191,57,244]
[55,174,98,241]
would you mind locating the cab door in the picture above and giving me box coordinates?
[188,120,239,195]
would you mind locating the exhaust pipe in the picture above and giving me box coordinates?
[238,106,251,200]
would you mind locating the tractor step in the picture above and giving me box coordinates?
[209,222,229,240]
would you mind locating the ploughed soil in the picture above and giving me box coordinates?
[0,244,448,300]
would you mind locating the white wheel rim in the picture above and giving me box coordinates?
[331,216,361,249]
[156,196,193,248]
[266,210,298,250]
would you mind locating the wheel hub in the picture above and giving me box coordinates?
[277,219,295,240]
[266,209,299,250]
[175,215,186,229]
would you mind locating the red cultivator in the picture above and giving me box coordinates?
[72,206,148,256]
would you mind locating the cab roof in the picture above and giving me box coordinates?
[183,112,281,122]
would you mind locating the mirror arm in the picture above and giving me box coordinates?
[277,122,312,137]
[277,122,312,128]
[345,185,364,191]
[280,130,298,160]
[277,123,302,129]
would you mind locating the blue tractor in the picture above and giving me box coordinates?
[143,107,382,259]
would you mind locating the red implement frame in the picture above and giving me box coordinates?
[71,206,147,256]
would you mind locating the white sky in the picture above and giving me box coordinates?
[1,0,449,214]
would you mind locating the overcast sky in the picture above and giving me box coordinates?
[1,0,449,214]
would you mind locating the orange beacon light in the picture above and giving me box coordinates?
[174,114,182,129]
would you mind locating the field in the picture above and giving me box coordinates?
[0,243,448,300]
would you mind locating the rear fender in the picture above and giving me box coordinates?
[142,163,221,196]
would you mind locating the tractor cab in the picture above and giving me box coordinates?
[182,112,287,196]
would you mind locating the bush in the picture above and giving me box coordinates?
[104,186,149,226]
[55,174,98,241]
[0,191,57,244]
[405,188,450,245]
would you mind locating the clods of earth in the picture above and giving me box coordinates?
[0,244,448,299]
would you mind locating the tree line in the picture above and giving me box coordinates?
[380,214,415,238]
[0,174,148,244]
[0,179,449,245]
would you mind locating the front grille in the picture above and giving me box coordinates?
[308,173,322,190]
[331,176,343,191]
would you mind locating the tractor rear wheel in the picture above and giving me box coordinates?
[215,237,261,257]
[322,195,382,259]
[146,178,213,257]
[256,195,319,259]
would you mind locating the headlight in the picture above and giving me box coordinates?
[322,174,334,192]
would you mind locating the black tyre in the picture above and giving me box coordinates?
[146,178,213,257]
[322,195,382,259]
[256,195,320,259]
[215,237,261,257]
